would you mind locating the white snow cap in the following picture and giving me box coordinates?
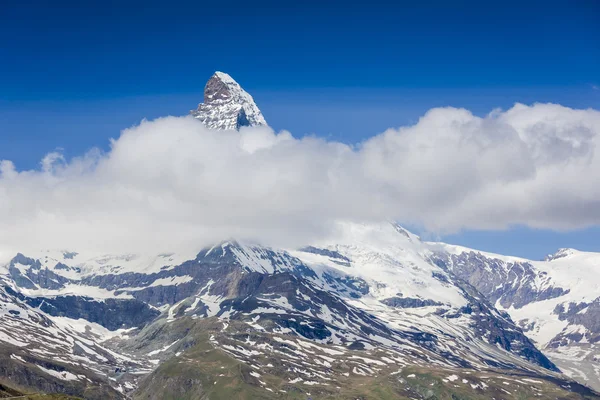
[212,71,237,84]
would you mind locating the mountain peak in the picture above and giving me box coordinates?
[191,71,267,130]
[544,247,579,261]
[203,71,240,103]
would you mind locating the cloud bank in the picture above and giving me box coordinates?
[1,103,599,257]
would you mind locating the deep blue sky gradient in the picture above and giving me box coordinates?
[1,0,599,258]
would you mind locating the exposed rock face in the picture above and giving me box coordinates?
[9,253,72,290]
[18,293,160,330]
[190,71,267,130]
[382,296,442,308]
[430,251,569,309]
[550,299,600,347]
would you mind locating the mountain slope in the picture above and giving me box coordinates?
[430,244,600,391]
[0,283,135,399]
[131,318,598,400]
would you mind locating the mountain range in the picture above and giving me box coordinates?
[0,72,598,400]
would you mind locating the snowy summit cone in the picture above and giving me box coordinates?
[190,71,267,130]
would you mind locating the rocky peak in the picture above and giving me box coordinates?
[190,71,267,131]
[203,72,239,103]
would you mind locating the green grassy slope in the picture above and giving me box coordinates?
[132,319,600,400]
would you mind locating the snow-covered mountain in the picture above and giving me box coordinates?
[0,72,598,399]
[431,245,600,392]
[190,71,266,130]
[2,221,599,398]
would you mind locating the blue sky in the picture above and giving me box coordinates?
[1,0,599,259]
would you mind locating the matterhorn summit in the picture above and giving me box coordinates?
[190,71,267,130]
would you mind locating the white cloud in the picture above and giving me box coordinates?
[0,103,599,258]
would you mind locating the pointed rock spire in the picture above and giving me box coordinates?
[190,71,267,130]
